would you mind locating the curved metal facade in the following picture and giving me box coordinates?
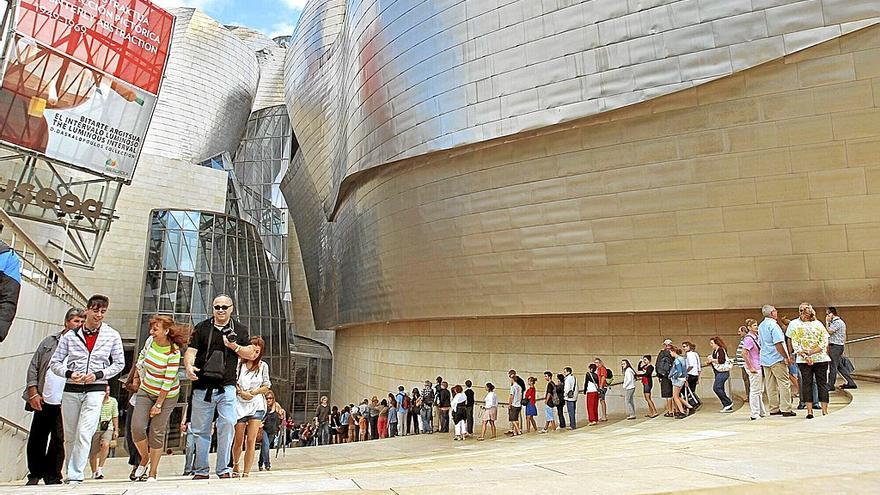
[142,8,259,162]
[283,0,879,218]
[281,1,880,330]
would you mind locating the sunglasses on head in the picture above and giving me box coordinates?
[214,305,231,310]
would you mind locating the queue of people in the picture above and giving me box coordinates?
[22,299,857,484]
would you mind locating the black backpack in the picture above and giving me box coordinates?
[605,367,613,381]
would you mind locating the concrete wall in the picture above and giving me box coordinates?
[332,307,880,407]
[0,281,73,482]
[66,156,227,339]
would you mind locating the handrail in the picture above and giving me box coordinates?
[0,209,87,308]
[846,334,880,345]
[0,414,29,435]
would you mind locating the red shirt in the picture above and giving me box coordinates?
[83,332,99,352]
[597,366,608,388]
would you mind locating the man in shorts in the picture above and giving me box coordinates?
[88,386,117,479]
[656,339,675,417]
[506,374,522,436]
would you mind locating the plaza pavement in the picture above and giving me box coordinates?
[4,383,878,494]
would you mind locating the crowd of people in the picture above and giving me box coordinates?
[22,295,857,485]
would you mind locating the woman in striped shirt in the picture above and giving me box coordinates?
[131,315,190,481]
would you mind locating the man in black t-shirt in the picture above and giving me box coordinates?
[437,381,452,433]
[540,371,558,433]
[464,380,475,435]
[184,295,255,479]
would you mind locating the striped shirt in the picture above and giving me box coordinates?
[138,339,181,399]
[734,338,746,367]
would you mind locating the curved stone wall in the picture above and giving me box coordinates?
[142,8,259,162]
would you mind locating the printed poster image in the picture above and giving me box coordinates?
[0,36,155,180]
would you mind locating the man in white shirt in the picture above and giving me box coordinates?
[563,367,577,430]
[507,375,522,436]
[683,341,702,408]
[23,308,85,485]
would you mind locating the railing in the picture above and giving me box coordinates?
[0,209,87,308]
[846,334,880,345]
[0,414,29,436]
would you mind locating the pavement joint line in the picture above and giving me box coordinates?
[533,464,568,476]
[677,466,757,485]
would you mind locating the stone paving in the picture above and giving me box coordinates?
[4,384,878,494]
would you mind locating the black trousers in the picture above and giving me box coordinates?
[798,362,830,404]
[687,375,701,404]
[465,405,474,434]
[370,416,379,440]
[439,408,450,432]
[556,403,566,428]
[406,409,420,434]
[26,403,64,483]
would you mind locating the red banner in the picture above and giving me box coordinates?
[16,0,174,95]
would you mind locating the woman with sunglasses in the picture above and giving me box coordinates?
[258,390,285,471]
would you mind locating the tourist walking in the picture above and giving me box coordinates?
[184,295,257,479]
[388,396,399,438]
[507,374,523,436]
[506,370,526,433]
[259,391,285,470]
[741,319,768,420]
[705,336,734,412]
[622,359,637,420]
[734,326,750,396]
[669,347,690,418]
[232,336,270,476]
[464,380,475,435]
[758,305,796,417]
[554,373,566,429]
[682,342,702,408]
[787,303,831,419]
[584,364,600,425]
[314,395,331,445]
[563,367,577,429]
[87,386,118,479]
[420,381,434,434]
[478,382,497,440]
[656,339,675,417]
[825,307,857,391]
[636,355,658,417]
[123,368,142,479]
[49,294,124,485]
[450,385,468,440]
[433,376,443,432]
[540,371,557,433]
[131,315,188,481]
[23,307,84,485]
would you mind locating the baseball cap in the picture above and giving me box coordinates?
[663,339,673,345]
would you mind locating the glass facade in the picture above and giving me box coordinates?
[140,210,290,408]
[289,335,332,423]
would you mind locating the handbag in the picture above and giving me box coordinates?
[99,420,110,431]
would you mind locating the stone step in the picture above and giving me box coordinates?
[851,370,880,383]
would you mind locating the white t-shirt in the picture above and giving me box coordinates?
[484,390,498,408]
[509,382,522,407]
[236,361,271,419]
[564,374,577,401]
[42,359,67,405]
[686,351,702,376]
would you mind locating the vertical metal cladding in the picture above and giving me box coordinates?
[281,1,880,329]
[142,8,260,162]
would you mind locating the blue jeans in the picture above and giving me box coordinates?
[713,370,732,407]
[183,428,195,473]
[190,386,237,477]
[420,407,432,433]
[259,429,272,468]
[566,400,576,429]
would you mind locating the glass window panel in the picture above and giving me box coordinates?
[199,212,214,232]
[175,274,194,313]
[180,231,198,273]
[196,231,212,273]
[308,357,319,390]
[159,273,178,312]
[163,230,180,271]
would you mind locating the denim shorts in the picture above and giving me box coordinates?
[238,409,265,423]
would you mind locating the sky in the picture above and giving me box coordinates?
[152,0,306,38]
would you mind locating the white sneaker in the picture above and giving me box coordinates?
[146,477,157,482]
[67,480,82,485]
[134,465,148,480]
[538,429,548,433]
[721,404,733,412]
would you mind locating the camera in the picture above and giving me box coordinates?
[225,330,237,342]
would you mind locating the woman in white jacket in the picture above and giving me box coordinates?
[450,385,468,441]
[621,359,637,420]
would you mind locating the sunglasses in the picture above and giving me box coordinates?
[213,305,231,310]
